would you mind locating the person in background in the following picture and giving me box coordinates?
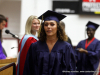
[75,21,100,75]
[59,21,72,45]
[16,15,40,75]
[23,10,76,75]
[0,14,7,59]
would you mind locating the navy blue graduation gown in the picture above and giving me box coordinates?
[23,40,76,75]
[75,38,100,75]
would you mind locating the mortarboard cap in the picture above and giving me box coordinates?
[38,10,66,22]
[86,21,99,30]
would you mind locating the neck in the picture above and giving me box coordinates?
[46,35,58,42]
[88,37,94,41]
[31,31,36,35]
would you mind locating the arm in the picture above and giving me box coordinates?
[65,45,76,75]
[16,36,37,75]
[0,43,6,59]
[77,48,88,54]
[74,41,82,62]
[87,42,100,65]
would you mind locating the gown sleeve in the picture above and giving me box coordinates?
[23,43,36,75]
[87,41,100,65]
[64,44,76,75]
[74,41,82,61]
[19,37,37,75]
[16,36,37,75]
[0,41,6,59]
[74,41,83,72]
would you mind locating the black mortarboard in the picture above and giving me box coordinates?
[86,21,99,30]
[38,10,66,22]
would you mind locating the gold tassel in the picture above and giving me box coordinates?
[38,15,43,38]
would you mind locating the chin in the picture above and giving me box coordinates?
[36,30,39,32]
[46,34,53,36]
[87,34,91,37]
[46,34,52,36]
[35,28,37,30]
[35,29,39,31]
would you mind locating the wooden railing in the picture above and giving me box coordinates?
[0,58,17,75]
[0,62,16,75]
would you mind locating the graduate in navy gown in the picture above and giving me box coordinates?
[75,21,100,75]
[23,10,76,75]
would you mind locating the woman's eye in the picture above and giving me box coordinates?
[51,24,54,26]
[44,24,48,26]
[33,23,36,25]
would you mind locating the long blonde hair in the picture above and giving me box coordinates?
[25,15,40,35]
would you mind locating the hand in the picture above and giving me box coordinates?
[6,57,13,59]
[78,48,88,54]
[78,48,85,53]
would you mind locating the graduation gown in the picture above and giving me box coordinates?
[23,40,76,75]
[0,40,6,59]
[16,34,38,75]
[75,38,100,75]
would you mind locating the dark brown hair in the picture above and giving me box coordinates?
[59,21,65,29]
[0,14,7,23]
[0,14,7,42]
[38,21,68,42]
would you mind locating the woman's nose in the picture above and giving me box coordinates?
[47,25,51,28]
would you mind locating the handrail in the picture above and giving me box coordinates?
[0,62,16,75]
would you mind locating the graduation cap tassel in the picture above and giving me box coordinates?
[85,28,86,39]
[38,15,43,38]
[85,29,86,39]
[41,15,43,24]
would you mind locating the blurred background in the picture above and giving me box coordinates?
[0,0,100,57]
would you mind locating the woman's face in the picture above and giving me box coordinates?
[0,20,6,30]
[31,19,40,32]
[86,28,95,38]
[44,20,58,37]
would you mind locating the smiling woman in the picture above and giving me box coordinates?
[23,10,76,75]
[86,27,95,40]
[31,19,40,34]
[16,15,40,75]
[75,21,100,75]
[44,20,57,36]
[38,21,68,42]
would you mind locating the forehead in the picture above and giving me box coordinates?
[0,20,6,24]
[44,20,57,23]
[86,28,95,31]
[87,27,93,29]
[33,19,39,22]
